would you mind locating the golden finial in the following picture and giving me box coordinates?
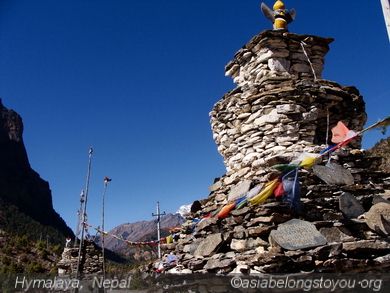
[273,0,285,11]
[261,1,296,31]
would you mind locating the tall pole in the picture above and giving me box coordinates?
[152,201,165,259]
[381,0,390,42]
[101,176,111,280]
[74,190,85,248]
[76,147,93,279]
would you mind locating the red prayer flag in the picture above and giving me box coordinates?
[331,121,350,143]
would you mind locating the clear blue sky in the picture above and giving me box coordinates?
[1,0,389,232]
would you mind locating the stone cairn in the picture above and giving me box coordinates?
[212,30,366,173]
[57,240,103,277]
[145,30,390,276]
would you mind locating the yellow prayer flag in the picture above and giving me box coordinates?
[249,179,279,206]
[299,154,320,169]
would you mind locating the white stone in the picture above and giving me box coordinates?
[254,142,266,149]
[245,147,255,154]
[215,194,226,202]
[254,109,286,126]
[253,147,266,154]
[268,58,290,72]
[256,246,266,254]
[258,49,274,63]
[246,110,262,123]
[231,238,267,252]
[264,142,277,149]
[270,145,287,153]
[303,108,319,121]
[258,48,289,62]
[237,113,251,119]
[246,185,263,200]
[250,131,263,138]
[230,264,250,274]
[262,124,276,132]
[166,266,193,274]
[233,163,242,170]
[224,175,237,185]
[280,117,293,123]
[237,167,251,177]
[240,124,256,134]
[278,141,294,147]
[225,64,239,77]
[243,51,252,59]
[276,104,305,114]
[276,136,299,143]
[248,136,262,145]
[255,70,267,82]
[221,136,232,147]
[227,128,238,136]
[228,179,252,202]
[265,126,284,134]
[262,135,274,143]
[252,159,266,168]
[230,239,247,252]
[229,153,244,163]
[233,76,244,85]
[262,107,274,115]
[262,149,273,156]
[217,145,226,153]
[228,144,239,153]
[242,152,260,165]
[240,148,247,155]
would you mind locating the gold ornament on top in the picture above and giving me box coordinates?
[261,0,296,31]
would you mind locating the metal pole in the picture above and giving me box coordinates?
[101,177,111,280]
[152,201,165,259]
[381,0,390,42]
[76,147,93,279]
[157,205,161,259]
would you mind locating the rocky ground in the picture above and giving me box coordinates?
[143,150,390,276]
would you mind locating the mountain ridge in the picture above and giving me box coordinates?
[102,213,184,257]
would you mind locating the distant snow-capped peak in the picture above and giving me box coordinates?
[176,204,191,217]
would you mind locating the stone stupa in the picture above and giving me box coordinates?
[146,0,390,280]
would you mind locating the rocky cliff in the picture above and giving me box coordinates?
[143,30,390,275]
[0,98,73,243]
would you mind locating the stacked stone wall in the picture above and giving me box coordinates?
[57,241,103,277]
